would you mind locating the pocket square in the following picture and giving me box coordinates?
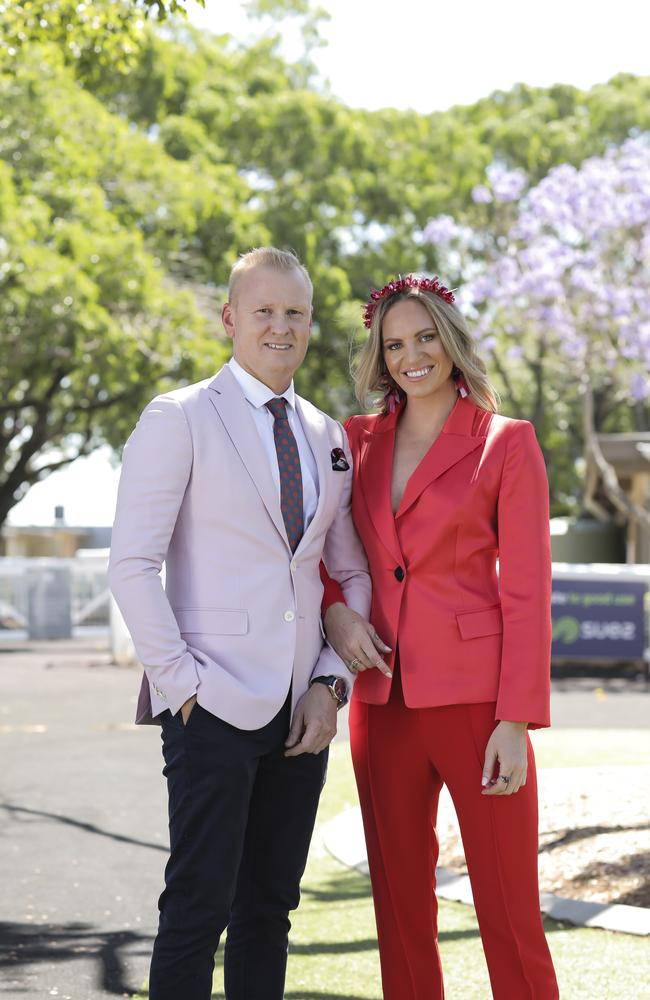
[331,447,350,472]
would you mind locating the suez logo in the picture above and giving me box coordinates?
[550,581,646,655]
[552,616,637,643]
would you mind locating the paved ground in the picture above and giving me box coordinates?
[0,639,648,999]
[0,641,166,999]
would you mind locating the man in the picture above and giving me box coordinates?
[108,247,379,1000]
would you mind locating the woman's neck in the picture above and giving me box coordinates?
[399,382,459,438]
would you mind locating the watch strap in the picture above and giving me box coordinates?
[310,674,347,708]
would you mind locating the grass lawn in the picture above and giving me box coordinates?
[531,727,650,768]
[141,732,650,998]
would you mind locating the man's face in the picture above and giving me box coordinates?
[222,265,312,393]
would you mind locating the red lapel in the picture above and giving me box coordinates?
[357,397,490,558]
[357,404,404,566]
[396,397,488,519]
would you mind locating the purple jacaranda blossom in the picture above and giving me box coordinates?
[632,322,650,366]
[422,214,460,246]
[471,184,493,205]
[488,164,528,203]
[478,335,497,354]
[630,372,650,400]
[570,267,600,295]
[617,333,641,360]
[495,256,519,287]
[468,274,495,305]
[422,138,650,408]
[519,272,564,299]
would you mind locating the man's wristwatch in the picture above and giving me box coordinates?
[310,675,348,709]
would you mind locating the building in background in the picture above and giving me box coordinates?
[598,433,650,564]
[0,507,111,558]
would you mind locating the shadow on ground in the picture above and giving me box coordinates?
[301,869,372,903]
[0,920,152,996]
[0,802,168,854]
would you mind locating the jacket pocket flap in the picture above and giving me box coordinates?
[456,606,503,640]
[174,608,249,635]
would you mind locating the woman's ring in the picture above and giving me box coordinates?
[500,775,511,785]
[349,657,362,672]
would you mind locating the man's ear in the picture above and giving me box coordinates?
[222,301,235,340]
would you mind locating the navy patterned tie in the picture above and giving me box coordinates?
[266,397,304,552]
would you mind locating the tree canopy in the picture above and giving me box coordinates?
[1,0,649,524]
[423,145,650,522]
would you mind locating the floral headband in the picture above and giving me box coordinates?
[362,275,455,330]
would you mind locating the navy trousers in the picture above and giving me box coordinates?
[148,694,328,1000]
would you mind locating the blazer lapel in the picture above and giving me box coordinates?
[293,394,330,550]
[395,396,487,519]
[207,366,290,550]
[358,408,404,566]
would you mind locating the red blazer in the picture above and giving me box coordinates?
[324,396,552,728]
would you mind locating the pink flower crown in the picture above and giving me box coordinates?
[363,275,455,330]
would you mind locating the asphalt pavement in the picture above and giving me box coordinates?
[1,639,648,999]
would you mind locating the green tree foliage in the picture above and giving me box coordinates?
[0,0,203,85]
[0,48,233,524]
[2,0,650,523]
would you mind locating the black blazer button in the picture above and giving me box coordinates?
[394,566,405,582]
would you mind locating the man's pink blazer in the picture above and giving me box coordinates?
[342,395,552,728]
[108,365,371,728]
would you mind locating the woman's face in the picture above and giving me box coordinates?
[382,298,454,402]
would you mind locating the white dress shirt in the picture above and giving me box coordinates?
[227,357,319,531]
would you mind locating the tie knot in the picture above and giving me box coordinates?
[266,397,288,421]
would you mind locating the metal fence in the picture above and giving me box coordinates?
[0,552,110,640]
[1,555,648,669]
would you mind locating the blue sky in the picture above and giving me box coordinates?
[10,0,650,526]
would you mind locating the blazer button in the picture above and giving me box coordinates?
[394,566,405,582]
[284,610,295,622]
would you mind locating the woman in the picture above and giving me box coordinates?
[322,275,559,999]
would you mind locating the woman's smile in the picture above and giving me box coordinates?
[402,364,434,381]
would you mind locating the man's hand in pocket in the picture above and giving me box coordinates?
[180,695,197,726]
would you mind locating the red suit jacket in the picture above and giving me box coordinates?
[323,396,552,728]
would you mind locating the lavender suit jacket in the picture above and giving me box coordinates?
[108,365,371,728]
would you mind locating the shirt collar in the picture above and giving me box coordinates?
[227,357,296,411]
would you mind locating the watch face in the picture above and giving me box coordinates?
[333,678,347,704]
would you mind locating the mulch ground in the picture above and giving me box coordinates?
[437,766,650,909]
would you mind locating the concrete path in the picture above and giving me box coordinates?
[1,641,165,999]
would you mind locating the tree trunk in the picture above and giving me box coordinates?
[582,376,650,533]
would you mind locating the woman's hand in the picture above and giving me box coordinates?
[323,603,392,677]
[481,720,528,796]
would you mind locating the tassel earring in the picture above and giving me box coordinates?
[380,368,404,413]
[452,366,469,398]
[383,385,402,413]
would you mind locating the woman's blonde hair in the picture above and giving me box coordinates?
[353,285,499,414]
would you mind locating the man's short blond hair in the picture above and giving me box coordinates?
[228,247,313,303]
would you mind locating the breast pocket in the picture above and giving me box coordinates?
[455,605,503,640]
[173,608,249,635]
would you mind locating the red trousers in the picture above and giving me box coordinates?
[349,673,559,999]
